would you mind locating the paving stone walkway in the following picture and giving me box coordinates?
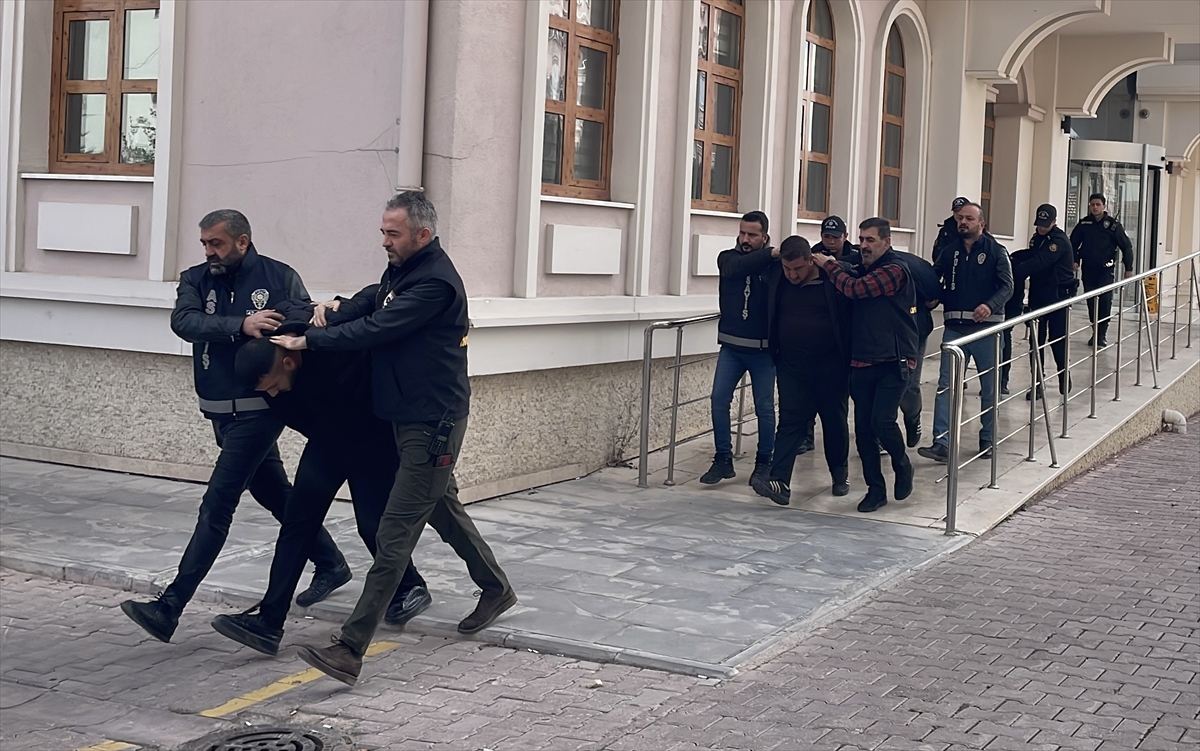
[1,419,1196,750]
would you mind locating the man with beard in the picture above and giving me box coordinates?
[919,203,1013,464]
[932,196,969,264]
[120,210,349,643]
[700,211,778,488]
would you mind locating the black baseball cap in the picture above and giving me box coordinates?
[1034,204,1057,228]
[951,196,969,210]
[821,216,847,236]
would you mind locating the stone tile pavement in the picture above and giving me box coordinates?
[1,416,1196,750]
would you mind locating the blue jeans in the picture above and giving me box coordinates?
[932,327,998,448]
[710,346,776,460]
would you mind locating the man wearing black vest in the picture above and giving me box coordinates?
[932,197,970,265]
[1070,193,1134,347]
[274,192,514,686]
[208,332,435,656]
[700,211,778,488]
[812,217,918,513]
[120,210,349,644]
[919,203,1014,464]
[752,236,852,506]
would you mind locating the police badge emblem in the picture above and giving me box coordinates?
[1103,220,1111,229]
[251,289,269,310]
[977,253,986,264]
[205,289,217,315]
[1049,243,1057,252]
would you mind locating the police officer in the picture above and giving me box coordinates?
[919,203,1014,463]
[278,192,516,686]
[700,211,778,488]
[1015,204,1075,398]
[1070,193,1134,347]
[932,197,970,265]
[120,210,349,643]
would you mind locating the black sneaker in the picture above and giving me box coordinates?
[296,636,362,686]
[917,444,949,463]
[857,495,888,513]
[894,457,914,501]
[751,476,791,506]
[211,607,283,656]
[904,420,922,449]
[295,562,352,607]
[1000,382,1011,395]
[796,439,815,455]
[699,455,735,485]
[458,589,518,634]
[749,461,771,487]
[384,586,432,627]
[120,594,179,643]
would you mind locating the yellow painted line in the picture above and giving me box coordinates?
[199,640,402,718]
[76,742,137,751]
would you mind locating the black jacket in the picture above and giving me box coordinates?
[1014,227,1075,308]
[716,245,774,350]
[171,245,308,410]
[305,237,471,424]
[934,232,1014,328]
[931,215,958,265]
[843,250,919,364]
[889,251,940,339]
[765,261,851,365]
[1070,212,1133,277]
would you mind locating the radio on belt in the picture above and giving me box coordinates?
[428,415,455,467]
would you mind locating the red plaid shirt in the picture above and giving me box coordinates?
[820,257,917,369]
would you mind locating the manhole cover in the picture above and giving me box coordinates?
[177,726,350,751]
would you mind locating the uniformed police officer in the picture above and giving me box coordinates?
[1015,204,1075,399]
[1070,193,1134,347]
[120,210,349,643]
[932,197,970,265]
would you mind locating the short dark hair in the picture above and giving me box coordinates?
[958,201,986,222]
[234,338,282,390]
[1088,193,1106,205]
[779,235,812,261]
[200,209,252,242]
[741,211,769,234]
[859,217,891,239]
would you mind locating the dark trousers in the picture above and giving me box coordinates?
[162,413,345,610]
[1083,269,1116,337]
[898,333,929,426]
[849,362,912,499]
[771,360,849,483]
[1037,306,1070,390]
[339,418,511,655]
[258,439,426,628]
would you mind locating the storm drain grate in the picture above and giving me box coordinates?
[178,726,340,751]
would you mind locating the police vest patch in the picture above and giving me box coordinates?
[205,289,217,315]
[460,335,469,347]
[1049,243,1058,252]
[251,288,269,310]
[977,253,986,265]
[1103,220,1111,229]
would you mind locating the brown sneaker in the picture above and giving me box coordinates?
[458,589,518,634]
[296,637,362,686]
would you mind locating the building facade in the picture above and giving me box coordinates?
[2,0,1198,497]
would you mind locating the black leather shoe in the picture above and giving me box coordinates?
[384,586,432,627]
[296,637,362,686]
[905,420,922,449]
[917,444,948,463]
[699,455,735,485]
[1000,382,1011,395]
[832,467,850,497]
[296,562,352,607]
[1026,387,1044,401]
[894,457,914,501]
[751,476,791,506]
[211,607,283,656]
[857,495,888,513]
[979,442,994,459]
[458,589,518,634]
[120,595,179,643]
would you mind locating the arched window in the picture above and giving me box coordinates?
[980,102,995,222]
[798,0,834,218]
[879,26,905,223]
[693,0,744,211]
[542,0,621,199]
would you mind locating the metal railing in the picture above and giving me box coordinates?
[941,250,1200,535]
[637,313,755,487]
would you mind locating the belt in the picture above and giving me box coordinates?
[943,311,1004,324]
[198,397,270,414]
[717,332,769,349]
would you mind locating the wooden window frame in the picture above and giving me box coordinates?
[980,102,995,223]
[49,0,159,176]
[798,0,834,220]
[693,0,744,212]
[542,0,621,200]
[879,27,904,224]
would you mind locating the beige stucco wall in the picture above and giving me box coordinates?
[21,180,153,279]
[0,341,715,495]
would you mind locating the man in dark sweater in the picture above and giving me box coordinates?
[700,211,778,488]
[752,236,852,506]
